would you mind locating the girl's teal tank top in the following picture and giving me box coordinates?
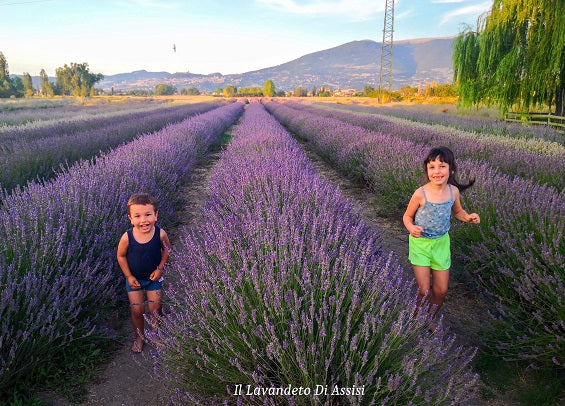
[414,185,454,239]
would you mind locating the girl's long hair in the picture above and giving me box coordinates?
[423,146,475,191]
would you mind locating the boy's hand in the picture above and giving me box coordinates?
[409,225,424,238]
[150,268,162,281]
[127,276,140,289]
[467,213,480,224]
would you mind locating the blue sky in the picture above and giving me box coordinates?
[1,0,492,76]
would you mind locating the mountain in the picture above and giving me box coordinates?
[98,37,455,93]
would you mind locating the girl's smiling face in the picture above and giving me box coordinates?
[128,203,158,234]
[426,157,451,185]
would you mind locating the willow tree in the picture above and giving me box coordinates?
[453,0,565,116]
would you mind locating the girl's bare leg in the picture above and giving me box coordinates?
[430,269,450,316]
[127,290,145,352]
[413,265,431,306]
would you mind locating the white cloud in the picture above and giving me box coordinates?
[439,1,492,26]
[431,0,466,4]
[256,0,384,21]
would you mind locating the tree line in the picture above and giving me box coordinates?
[0,51,103,98]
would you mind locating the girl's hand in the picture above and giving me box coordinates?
[467,213,480,224]
[409,225,424,238]
[150,269,162,281]
[127,276,140,289]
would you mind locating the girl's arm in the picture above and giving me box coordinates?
[117,233,140,288]
[452,188,480,224]
[403,189,425,237]
[149,229,171,281]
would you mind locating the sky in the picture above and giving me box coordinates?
[1,0,493,77]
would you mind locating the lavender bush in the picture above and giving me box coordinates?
[264,101,564,368]
[0,102,244,395]
[281,101,565,190]
[0,98,165,127]
[0,101,224,190]
[150,102,478,405]
[326,103,565,145]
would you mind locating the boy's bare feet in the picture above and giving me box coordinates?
[131,338,144,353]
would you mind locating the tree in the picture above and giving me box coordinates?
[40,69,54,97]
[453,0,565,115]
[54,63,103,96]
[293,86,307,97]
[155,84,176,95]
[223,85,237,97]
[23,72,33,97]
[181,86,200,95]
[263,80,275,97]
[0,51,12,97]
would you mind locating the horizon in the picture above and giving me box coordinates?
[1,0,492,77]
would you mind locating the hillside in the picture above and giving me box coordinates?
[98,37,455,92]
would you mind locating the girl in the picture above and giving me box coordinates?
[403,146,480,330]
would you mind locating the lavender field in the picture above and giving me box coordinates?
[0,97,562,403]
[0,98,243,398]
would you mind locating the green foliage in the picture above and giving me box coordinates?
[424,82,457,97]
[2,332,118,404]
[293,86,307,97]
[263,79,275,97]
[22,73,33,97]
[223,85,237,97]
[453,0,565,115]
[474,352,565,405]
[180,85,200,95]
[39,69,54,97]
[238,87,262,97]
[0,51,25,98]
[54,63,103,97]
[154,83,176,95]
[317,86,331,97]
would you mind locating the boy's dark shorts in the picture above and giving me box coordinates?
[125,277,163,292]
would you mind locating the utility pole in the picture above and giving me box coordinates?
[378,0,394,103]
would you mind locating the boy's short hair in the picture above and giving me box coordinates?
[127,193,158,214]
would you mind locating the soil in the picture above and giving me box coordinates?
[38,123,512,405]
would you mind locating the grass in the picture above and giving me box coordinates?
[210,131,235,152]
[474,351,564,405]
[2,305,130,406]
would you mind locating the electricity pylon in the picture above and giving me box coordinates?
[378,0,395,103]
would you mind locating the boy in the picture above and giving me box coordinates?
[117,193,171,353]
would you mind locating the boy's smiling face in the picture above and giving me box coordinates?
[128,203,158,234]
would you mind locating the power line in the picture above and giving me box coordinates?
[0,0,54,6]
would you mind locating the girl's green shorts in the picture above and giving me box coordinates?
[409,233,451,271]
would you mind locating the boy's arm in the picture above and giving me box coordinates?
[149,229,171,281]
[403,190,424,237]
[452,189,480,224]
[117,233,140,288]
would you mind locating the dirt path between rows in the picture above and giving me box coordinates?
[40,122,510,405]
[38,141,226,405]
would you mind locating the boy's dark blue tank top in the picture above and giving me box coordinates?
[126,225,162,280]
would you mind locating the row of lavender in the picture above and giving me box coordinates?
[284,101,564,190]
[325,103,565,145]
[0,102,244,395]
[150,102,479,405]
[0,102,224,190]
[0,99,168,128]
[264,101,564,368]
